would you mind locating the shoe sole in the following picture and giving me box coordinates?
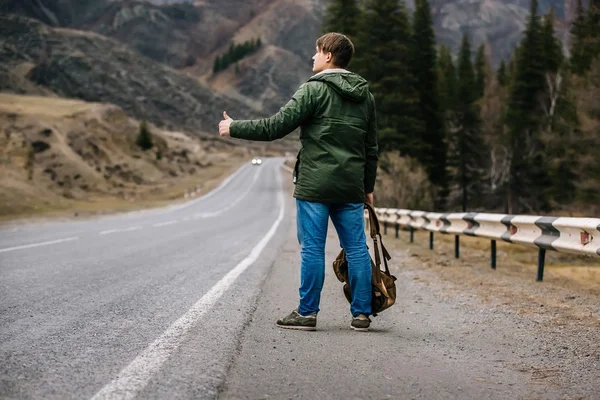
[351,326,369,332]
[276,324,316,331]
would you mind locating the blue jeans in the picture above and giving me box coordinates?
[296,199,372,317]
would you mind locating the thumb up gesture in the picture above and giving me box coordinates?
[219,111,233,137]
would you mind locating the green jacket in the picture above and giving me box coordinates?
[230,69,378,203]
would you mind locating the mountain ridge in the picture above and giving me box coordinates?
[1,0,586,130]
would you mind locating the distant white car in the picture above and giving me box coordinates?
[251,158,262,165]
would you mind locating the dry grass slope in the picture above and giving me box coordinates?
[0,93,249,221]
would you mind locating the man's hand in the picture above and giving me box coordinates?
[219,111,233,137]
[365,192,374,205]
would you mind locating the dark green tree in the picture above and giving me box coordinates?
[136,121,153,151]
[449,34,486,211]
[497,59,507,86]
[504,0,551,213]
[412,0,448,208]
[585,0,600,66]
[437,44,457,112]
[355,0,422,159]
[569,0,600,75]
[322,0,362,37]
[541,8,563,74]
[474,43,487,99]
[213,38,263,73]
[570,0,589,74]
[213,55,221,73]
[540,11,578,207]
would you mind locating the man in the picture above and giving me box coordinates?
[218,32,378,332]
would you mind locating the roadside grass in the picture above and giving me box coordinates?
[0,158,246,223]
[0,93,98,118]
[381,226,600,287]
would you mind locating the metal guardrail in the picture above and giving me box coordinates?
[373,208,600,281]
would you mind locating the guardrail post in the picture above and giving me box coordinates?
[410,227,414,243]
[429,232,434,250]
[536,249,546,282]
[384,221,387,235]
[395,224,399,239]
[455,236,460,258]
[491,240,497,269]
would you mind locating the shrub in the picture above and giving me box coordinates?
[136,121,153,151]
[374,152,434,210]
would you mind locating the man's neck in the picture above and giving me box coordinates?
[313,67,350,76]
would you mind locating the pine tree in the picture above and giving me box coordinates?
[449,34,486,211]
[474,43,486,99]
[355,0,422,158]
[136,121,153,151]
[437,45,457,112]
[213,55,221,73]
[412,0,448,208]
[569,0,600,75]
[570,0,589,74]
[322,0,362,38]
[504,0,551,213]
[497,59,507,86]
[541,8,563,74]
[540,10,578,207]
[586,0,600,64]
[543,71,579,206]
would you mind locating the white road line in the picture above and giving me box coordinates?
[152,220,178,228]
[161,163,250,214]
[99,227,142,235]
[91,172,285,400]
[0,237,79,253]
[193,166,261,219]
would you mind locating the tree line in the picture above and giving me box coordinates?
[323,0,600,214]
[213,38,262,74]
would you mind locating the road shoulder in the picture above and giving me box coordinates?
[219,205,599,399]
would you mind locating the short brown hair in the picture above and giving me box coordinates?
[316,33,354,69]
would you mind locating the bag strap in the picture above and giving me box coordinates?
[364,202,380,239]
[364,203,392,279]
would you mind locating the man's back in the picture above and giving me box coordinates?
[293,70,377,204]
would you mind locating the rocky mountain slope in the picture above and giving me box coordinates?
[0,0,592,219]
[0,92,248,219]
[0,13,261,136]
[428,0,585,67]
[2,1,583,110]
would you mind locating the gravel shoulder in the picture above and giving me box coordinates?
[220,205,599,400]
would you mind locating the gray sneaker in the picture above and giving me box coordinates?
[351,314,371,331]
[276,309,317,331]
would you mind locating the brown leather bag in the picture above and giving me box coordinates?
[333,202,397,316]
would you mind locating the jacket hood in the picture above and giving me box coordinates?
[308,69,369,103]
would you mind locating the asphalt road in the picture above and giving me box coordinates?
[1,158,293,400]
[2,157,597,400]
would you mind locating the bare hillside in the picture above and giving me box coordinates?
[0,14,261,137]
[0,93,248,220]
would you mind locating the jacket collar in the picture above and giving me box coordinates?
[311,68,351,78]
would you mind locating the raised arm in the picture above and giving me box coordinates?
[229,83,317,142]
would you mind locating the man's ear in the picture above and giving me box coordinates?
[326,52,333,63]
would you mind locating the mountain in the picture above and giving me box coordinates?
[0,0,586,123]
[0,13,261,136]
[0,92,248,218]
[426,0,586,67]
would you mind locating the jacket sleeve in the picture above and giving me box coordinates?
[229,83,316,141]
[364,93,378,194]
